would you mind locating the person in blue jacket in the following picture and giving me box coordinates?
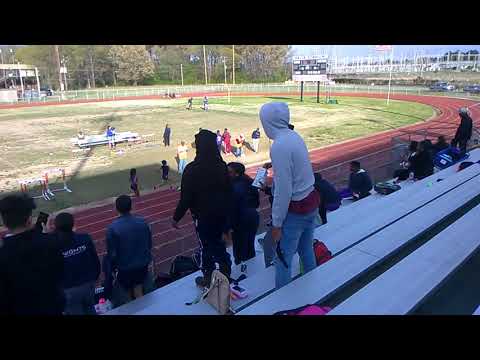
[54,212,100,315]
[227,162,260,273]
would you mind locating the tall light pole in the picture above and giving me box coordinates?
[203,45,208,85]
[387,46,394,106]
[180,63,184,86]
[232,45,235,85]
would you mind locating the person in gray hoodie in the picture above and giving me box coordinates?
[259,102,320,289]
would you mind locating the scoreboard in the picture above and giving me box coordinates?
[292,55,328,82]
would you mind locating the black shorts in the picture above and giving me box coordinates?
[117,266,148,290]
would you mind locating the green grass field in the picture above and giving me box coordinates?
[0,95,435,214]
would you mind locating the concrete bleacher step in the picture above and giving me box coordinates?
[328,203,480,315]
[108,151,480,315]
[237,166,480,315]
[107,243,270,315]
[317,150,480,255]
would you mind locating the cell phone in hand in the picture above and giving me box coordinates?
[35,212,49,230]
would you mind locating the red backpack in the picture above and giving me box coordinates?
[313,240,332,266]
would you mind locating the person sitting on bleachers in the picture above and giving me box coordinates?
[106,195,152,301]
[410,140,434,180]
[0,194,65,315]
[340,161,373,201]
[393,141,418,181]
[432,136,449,155]
[54,212,100,315]
[314,173,341,225]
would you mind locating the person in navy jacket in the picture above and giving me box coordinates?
[227,162,260,272]
[54,212,100,315]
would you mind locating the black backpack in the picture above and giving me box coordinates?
[169,252,201,280]
[374,182,401,195]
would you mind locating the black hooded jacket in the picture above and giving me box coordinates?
[454,113,473,141]
[173,130,233,224]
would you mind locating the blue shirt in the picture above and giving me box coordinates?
[106,214,152,271]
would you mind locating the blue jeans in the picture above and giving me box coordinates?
[275,209,317,289]
[178,159,187,174]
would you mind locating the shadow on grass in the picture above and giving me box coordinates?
[0,161,184,219]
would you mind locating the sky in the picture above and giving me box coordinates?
[291,45,480,59]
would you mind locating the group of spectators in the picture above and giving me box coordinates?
[0,193,153,315]
[1,102,473,314]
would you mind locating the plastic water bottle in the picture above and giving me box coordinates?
[95,298,112,315]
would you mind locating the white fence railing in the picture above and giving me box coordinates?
[9,82,480,105]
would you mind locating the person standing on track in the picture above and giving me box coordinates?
[172,130,233,287]
[163,124,171,147]
[451,107,473,155]
[129,168,140,197]
[259,102,320,289]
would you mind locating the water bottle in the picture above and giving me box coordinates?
[95,298,112,315]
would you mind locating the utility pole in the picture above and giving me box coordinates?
[62,56,68,91]
[223,57,227,85]
[180,63,184,86]
[53,45,64,92]
[0,49,6,88]
[203,45,208,85]
[387,46,394,106]
[232,45,235,85]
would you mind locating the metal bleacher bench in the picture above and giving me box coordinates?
[237,163,480,315]
[328,203,480,315]
[109,150,480,315]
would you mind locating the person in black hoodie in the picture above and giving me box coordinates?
[410,140,434,180]
[314,173,341,225]
[227,162,260,273]
[0,194,65,315]
[451,107,473,154]
[54,212,100,315]
[345,161,373,200]
[172,129,233,287]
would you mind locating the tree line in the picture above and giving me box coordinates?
[10,45,292,90]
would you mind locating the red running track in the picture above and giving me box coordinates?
[2,92,479,274]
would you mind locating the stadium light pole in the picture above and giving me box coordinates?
[203,45,208,85]
[387,46,394,106]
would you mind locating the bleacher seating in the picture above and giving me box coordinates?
[108,150,480,315]
[237,163,480,315]
[328,204,480,315]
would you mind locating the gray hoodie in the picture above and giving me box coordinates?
[259,102,315,227]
